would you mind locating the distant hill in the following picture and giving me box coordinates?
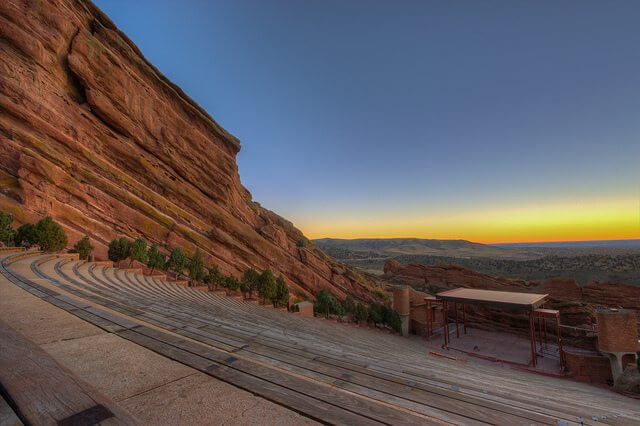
[493,239,640,248]
[314,238,640,282]
[313,238,531,260]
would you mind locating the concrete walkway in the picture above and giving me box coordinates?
[0,257,316,425]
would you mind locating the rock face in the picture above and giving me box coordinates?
[0,0,379,302]
[384,260,640,348]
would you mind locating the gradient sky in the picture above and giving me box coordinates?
[95,1,640,243]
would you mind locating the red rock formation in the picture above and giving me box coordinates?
[0,0,380,302]
[384,260,640,348]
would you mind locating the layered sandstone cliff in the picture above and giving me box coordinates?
[0,0,379,301]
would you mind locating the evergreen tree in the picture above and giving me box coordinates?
[242,267,260,298]
[314,290,343,318]
[273,275,289,307]
[387,309,402,333]
[0,211,15,247]
[166,247,188,276]
[34,216,67,252]
[355,303,369,323]
[15,223,36,248]
[128,238,148,267]
[343,295,356,315]
[146,244,165,273]
[188,248,205,282]
[107,237,130,264]
[224,275,240,292]
[368,303,384,326]
[258,268,276,304]
[204,265,223,290]
[72,236,93,260]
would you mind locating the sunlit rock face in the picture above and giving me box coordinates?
[0,0,378,301]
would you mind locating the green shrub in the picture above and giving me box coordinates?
[290,303,300,313]
[355,303,369,323]
[146,244,165,273]
[129,238,148,266]
[224,275,240,291]
[258,268,276,303]
[166,247,188,275]
[0,211,15,246]
[314,290,343,318]
[15,223,36,248]
[296,238,307,248]
[387,309,402,333]
[368,303,384,326]
[108,237,131,263]
[188,248,205,282]
[343,295,356,314]
[242,267,260,298]
[72,236,93,260]
[273,275,289,307]
[34,217,67,252]
[204,265,224,290]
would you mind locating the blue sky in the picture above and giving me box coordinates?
[94,1,640,242]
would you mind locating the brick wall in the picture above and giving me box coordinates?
[564,349,612,385]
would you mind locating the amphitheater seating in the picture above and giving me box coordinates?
[1,252,639,425]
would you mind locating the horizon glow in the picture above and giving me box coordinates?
[95,1,640,244]
[295,196,640,244]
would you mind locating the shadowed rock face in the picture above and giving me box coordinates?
[0,0,379,301]
[384,260,640,348]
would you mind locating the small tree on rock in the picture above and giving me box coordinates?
[204,265,223,290]
[355,303,369,323]
[15,223,37,248]
[166,247,188,276]
[368,303,384,326]
[72,236,93,260]
[108,237,130,264]
[128,238,148,267]
[188,248,205,283]
[258,268,276,304]
[0,211,15,247]
[273,275,289,307]
[314,290,342,318]
[343,295,356,315]
[224,275,240,293]
[146,244,165,274]
[34,216,67,252]
[241,267,260,299]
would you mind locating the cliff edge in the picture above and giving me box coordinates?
[0,0,378,301]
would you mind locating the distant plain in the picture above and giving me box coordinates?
[314,238,640,285]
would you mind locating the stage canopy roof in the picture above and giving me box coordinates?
[436,288,548,311]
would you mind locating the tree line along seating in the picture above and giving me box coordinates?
[1,252,639,425]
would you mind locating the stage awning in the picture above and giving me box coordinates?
[436,288,549,311]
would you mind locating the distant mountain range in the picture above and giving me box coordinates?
[493,239,640,248]
[312,238,529,259]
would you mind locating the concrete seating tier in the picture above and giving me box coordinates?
[1,253,639,425]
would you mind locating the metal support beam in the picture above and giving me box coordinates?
[529,311,537,367]
[462,304,467,334]
[455,302,459,338]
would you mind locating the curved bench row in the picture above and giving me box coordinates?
[2,252,638,425]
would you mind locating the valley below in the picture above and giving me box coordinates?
[315,238,640,286]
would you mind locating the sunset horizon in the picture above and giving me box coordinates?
[96,0,640,246]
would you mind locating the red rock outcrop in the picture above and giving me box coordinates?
[0,0,380,302]
[384,260,640,348]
